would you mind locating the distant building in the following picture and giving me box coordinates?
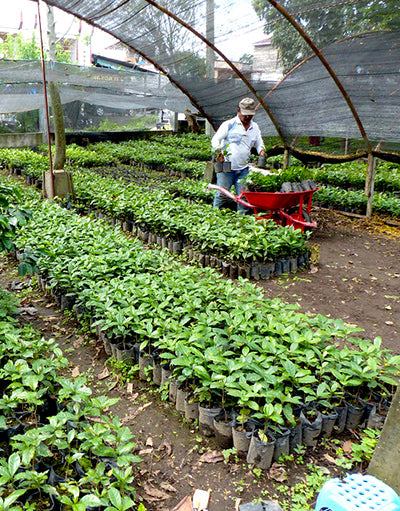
[213,35,283,82]
[101,40,157,74]
[251,35,283,81]
[213,60,252,81]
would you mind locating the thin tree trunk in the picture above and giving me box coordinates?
[47,5,66,170]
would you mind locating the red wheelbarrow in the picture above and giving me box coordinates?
[208,184,320,231]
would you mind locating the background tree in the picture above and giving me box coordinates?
[252,0,400,72]
[239,53,254,65]
[0,32,71,63]
[173,51,206,77]
[0,33,41,60]
[126,0,202,76]
[0,30,71,140]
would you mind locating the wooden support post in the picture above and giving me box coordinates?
[283,149,291,169]
[365,152,376,218]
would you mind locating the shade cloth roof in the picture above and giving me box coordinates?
[4,0,400,152]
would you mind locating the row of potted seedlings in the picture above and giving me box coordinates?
[0,287,140,510]
[3,142,400,222]
[9,177,399,471]
[0,150,311,281]
[63,137,208,179]
[69,169,311,280]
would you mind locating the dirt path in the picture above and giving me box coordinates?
[260,209,400,353]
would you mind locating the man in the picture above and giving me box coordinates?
[211,97,265,213]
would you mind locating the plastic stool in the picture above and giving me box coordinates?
[315,473,400,511]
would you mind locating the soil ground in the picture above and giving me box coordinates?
[259,208,400,353]
[0,206,399,511]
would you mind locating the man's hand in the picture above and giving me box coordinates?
[215,150,224,162]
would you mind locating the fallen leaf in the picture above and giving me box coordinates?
[122,402,152,424]
[316,465,331,475]
[71,366,80,377]
[86,416,106,424]
[146,437,154,447]
[138,448,154,456]
[170,495,192,511]
[342,440,353,454]
[45,302,56,308]
[230,464,241,473]
[73,337,84,348]
[323,453,337,464]
[107,378,119,391]
[126,383,134,394]
[43,315,58,322]
[269,463,288,482]
[143,482,171,501]
[19,307,38,316]
[385,321,394,326]
[97,367,110,380]
[198,450,224,464]
[127,392,139,402]
[160,482,177,493]
[158,439,173,456]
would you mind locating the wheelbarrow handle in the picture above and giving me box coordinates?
[207,184,253,208]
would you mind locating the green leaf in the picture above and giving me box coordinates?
[4,489,27,507]
[81,495,102,507]
[108,487,122,508]
[8,453,21,477]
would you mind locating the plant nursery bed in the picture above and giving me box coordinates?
[0,202,398,511]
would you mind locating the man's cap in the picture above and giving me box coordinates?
[238,97,257,115]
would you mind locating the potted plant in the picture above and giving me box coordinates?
[246,403,280,469]
[214,144,231,173]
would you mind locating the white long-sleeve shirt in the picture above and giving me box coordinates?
[211,115,265,171]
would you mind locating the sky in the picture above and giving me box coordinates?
[214,0,267,60]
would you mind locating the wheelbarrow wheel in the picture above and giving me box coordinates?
[285,206,311,224]
[280,209,313,231]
